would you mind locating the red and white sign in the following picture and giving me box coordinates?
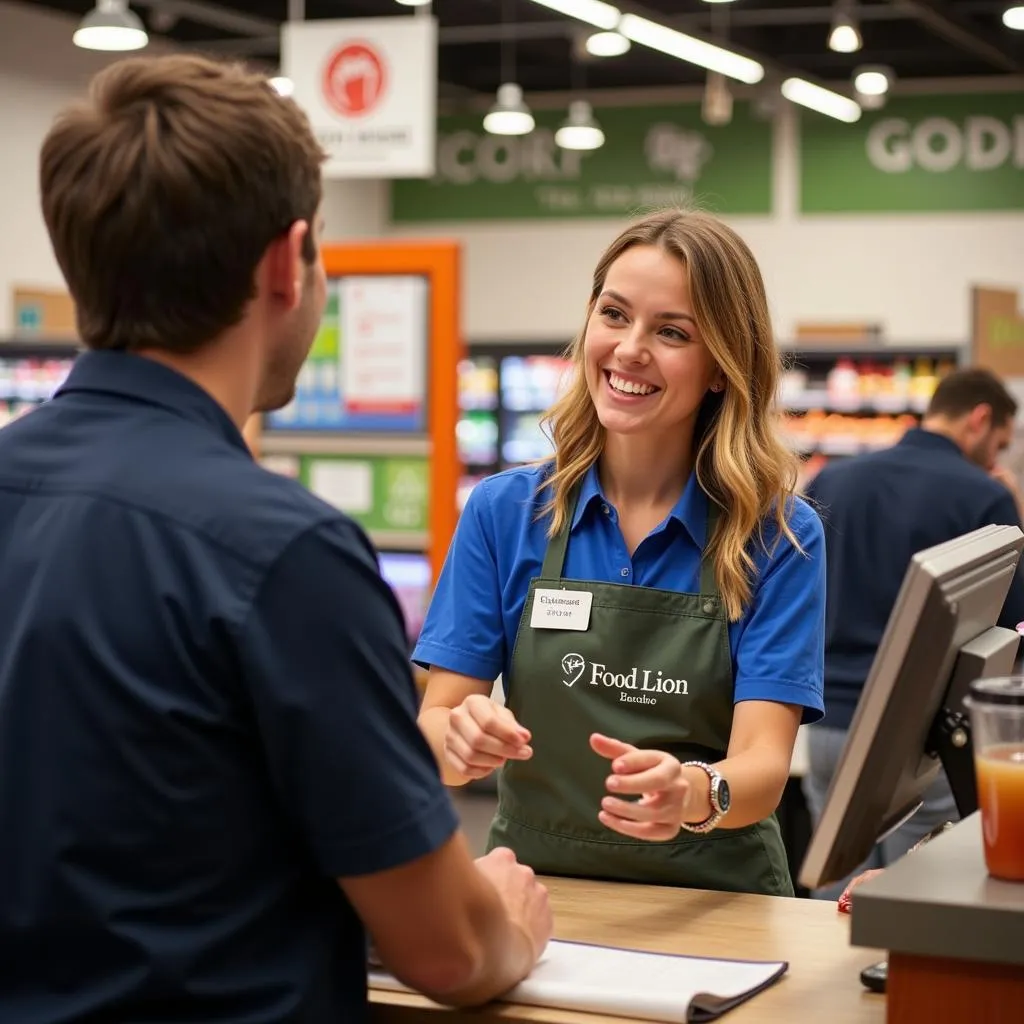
[322,41,387,117]
[282,17,436,179]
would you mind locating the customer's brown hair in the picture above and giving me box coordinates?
[926,368,1018,427]
[39,54,326,353]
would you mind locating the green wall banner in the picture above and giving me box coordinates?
[800,92,1024,213]
[391,102,772,222]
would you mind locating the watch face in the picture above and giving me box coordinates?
[715,776,731,814]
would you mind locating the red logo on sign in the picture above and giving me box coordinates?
[322,41,387,117]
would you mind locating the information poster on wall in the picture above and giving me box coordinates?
[266,275,428,432]
[799,92,1024,213]
[391,101,772,222]
[973,286,1024,487]
[302,454,429,536]
[972,285,1024,378]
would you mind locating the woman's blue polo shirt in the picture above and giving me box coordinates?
[413,463,826,722]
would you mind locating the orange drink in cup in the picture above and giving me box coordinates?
[967,677,1024,882]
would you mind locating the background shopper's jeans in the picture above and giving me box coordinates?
[801,724,958,900]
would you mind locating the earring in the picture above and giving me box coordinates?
[711,383,723,393]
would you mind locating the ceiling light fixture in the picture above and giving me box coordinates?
[555,100,605,150]
[528,0,621,31]
[781,77,862,123]
[853,65,894,97]
[73,0,148,51]
[585,30,631,57]
[828,2,862,53]
[702,71,733,126]
[1003,5,1024,29]
[395,0,432,6]
[483,83,536,136]
[619,13,764,84]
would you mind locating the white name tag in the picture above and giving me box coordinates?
[530,589,593,631]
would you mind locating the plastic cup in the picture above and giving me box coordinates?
[966,677,1024,882]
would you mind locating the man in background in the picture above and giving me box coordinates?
[803,367,1024,899]
[0,55,549,1022]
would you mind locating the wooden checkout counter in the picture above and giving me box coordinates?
[371,874,885,1024]
[371,812,1023,1024]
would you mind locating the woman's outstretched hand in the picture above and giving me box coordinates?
[590,733,691,842]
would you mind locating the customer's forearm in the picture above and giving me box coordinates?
[417,706,476,787]
[428,909,536,1008]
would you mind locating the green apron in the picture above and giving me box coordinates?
[487,490,794,896]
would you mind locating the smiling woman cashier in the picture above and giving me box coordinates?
[415,210,825,897]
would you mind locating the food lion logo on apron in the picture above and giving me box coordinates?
[559,652,689,705]
[561,653,586,687]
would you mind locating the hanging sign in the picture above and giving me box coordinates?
[282,16,437,179]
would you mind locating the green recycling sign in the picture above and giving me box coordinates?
[300,454,429,536]
[391,101,773,222]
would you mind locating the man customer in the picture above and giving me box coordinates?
[0,55,549,1023]
[803,367,1024,899]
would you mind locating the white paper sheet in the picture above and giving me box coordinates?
[370,938,788,1023]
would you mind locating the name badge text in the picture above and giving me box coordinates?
[530,589,592,631]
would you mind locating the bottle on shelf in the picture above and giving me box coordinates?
[826,358,860,407]
[909,358,938,412]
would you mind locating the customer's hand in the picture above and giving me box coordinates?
[590,733,689,842]
[837,868,884,914]
[475,847,553,963]
[990,464,1020,494]
[445,695,533,780]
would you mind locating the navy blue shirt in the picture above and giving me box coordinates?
[414,463,826,722]
[806,427,1024,730]
[0,352,457,1024]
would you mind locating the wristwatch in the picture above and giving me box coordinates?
[679,761,731,834]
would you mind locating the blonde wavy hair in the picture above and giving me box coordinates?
[541,208,800,621]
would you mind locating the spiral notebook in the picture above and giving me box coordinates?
[369,938,788,1023]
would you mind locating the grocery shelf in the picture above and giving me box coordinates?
[261,432,432,458]
[779,343,965,360]
[782,391,931,416]
[366,530,429,552]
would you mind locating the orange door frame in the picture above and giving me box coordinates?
[319,239,463,588]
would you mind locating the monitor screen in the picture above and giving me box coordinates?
[378,551,432,647]
[798,524,1024,891]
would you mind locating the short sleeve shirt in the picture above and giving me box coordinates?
[0,351,457,1024]
[414,464,825,723]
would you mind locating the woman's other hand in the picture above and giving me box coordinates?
[444,694,533,781]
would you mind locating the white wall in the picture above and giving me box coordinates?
[321,179,389,243]
[387,105,1024,345]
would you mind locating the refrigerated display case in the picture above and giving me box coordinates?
[0,341,79,426]
[456,343,572,508]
